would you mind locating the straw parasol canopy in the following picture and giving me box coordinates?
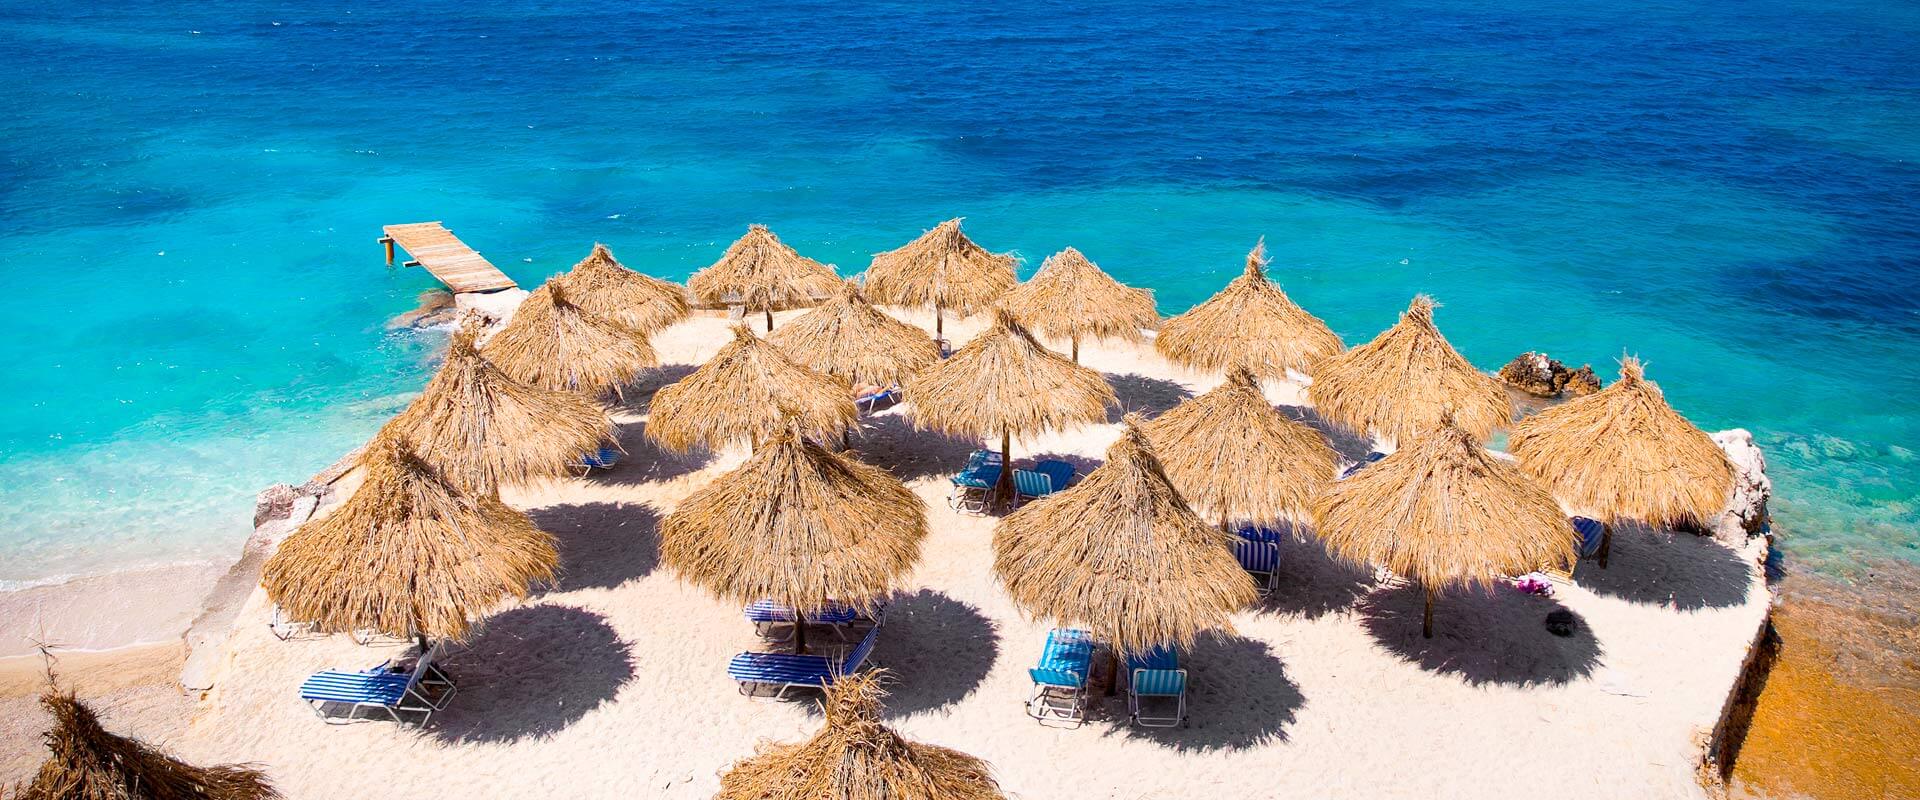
[381,320,613,495]
[648,325,857,453]
[767,279,941,387]
[14,689,278,800]
[483,280,658,397]
[905,309,1115,502]
[994,417,1257,657]
[997,246,1158,362]
[1144,366,1337,528]
[659,424,925,653]
[687,224,840,331]
[1313,416,1573,637]
[262,433,558,643]
[1308,295,1509,443]
[715,671,1005,800]
[1509,358,1735,565]
[865,218,1018,340]
[554,242,691,335]
[1154,240,1345,380]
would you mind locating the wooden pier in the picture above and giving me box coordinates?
[379,222,517,293]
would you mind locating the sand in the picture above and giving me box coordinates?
[0,310,1775,799]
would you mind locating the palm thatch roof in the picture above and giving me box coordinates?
[865,218,1018,329]
[716,671,1004,800]
[686,225,840,314]
[647,325,857,453]
[659,424,925,616]
[904,309,1115,442]
[1313,417,1573,592]
[14,689,278,800]
[554,243,691,334]
[1307,296,1510,442]
[766,279,941,386]
[1509,358,1734,526]
[381,320,613,495]
[1144,367,1337,526]
[993,417,1257,657]
[1154,241,1345,380]
[262,433,557,642]
[996,246,1158,360]
[483,280,657,397]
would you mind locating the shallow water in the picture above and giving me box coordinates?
[0,0,1916,585]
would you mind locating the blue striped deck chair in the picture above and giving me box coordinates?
[575,445,621,475]
[1572,516,1606,558]
[727,623,881,699]
[1128,666,1189,727]
[948,451,1004,514]
[1236,526,1284,543]
[1010,469,1053,507]
[744,599,886,642]
[1233,538,1283,595]
[1033,459,1076,492]
[298,641,456,726]
[1339,451,1387,480]
[1126,646,1178,672]
[1026,629,1095,726]
[856,386,901,415]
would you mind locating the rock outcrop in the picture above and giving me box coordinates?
[386,289,460,330]
[1707,428,1773,548]
[1497,352,1602,398]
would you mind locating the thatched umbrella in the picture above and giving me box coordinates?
[865,218,1018,343]
[1509,358,1734,567]
[554,242,691,334]
[687,224,840,331]
[262,433,558,644]
[382,320,613,495]
[15,689,278,800]
[660,424,925,653]
[483,280,658,397]
[1313,417,1573,637]
[1144,366,1336,529]
[1308,296,1510,443]
[648,325,857,453]
[905,309,1115,505]
[767,279,941,387]
[1154,241,1344,380]
[716,671,1004,800]
[997,246,1158,362]
[995,417,1257,659]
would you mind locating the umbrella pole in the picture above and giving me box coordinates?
[1106,650,1120,696]
[936,306,944,341]
[996,426,1013,510]
[1071,335,1079,363]
[1422,587,1436,639]
[764,308,775,332]
[1597,522,1613,569]
[793,611,808,655]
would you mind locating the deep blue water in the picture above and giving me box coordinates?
[1,0,1916,584]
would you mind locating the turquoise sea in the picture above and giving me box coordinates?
[1,0,1915,587]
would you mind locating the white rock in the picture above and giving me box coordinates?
[455,287,531,332]
[1707,428,1771,547]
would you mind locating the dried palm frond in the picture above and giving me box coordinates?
[647,325,856,453]
[13,690,279,800]
[767,280,940,386]
[865,218,1018,337]
[1154,241,1344,379]
[1144,366,1336,526]
[1307,296,1509,442]
[997,246,1158,361]
[483,280,657,397]
[687,225,839,327]
[554,243,691,334]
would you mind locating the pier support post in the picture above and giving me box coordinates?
[381,236,396,266]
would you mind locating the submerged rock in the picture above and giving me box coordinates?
[387,289,459,330]
[1497,351,1602,399]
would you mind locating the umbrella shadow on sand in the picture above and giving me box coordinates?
[1255,533,1377,621]
[1105,373,1194,422]
[848,413,984,481]
[1113,635,1304,751]
[1276,404,1375,463]
[1571,525,1753,611]
[526,502,661,592]
[431,605,635,743]
[591,420,714,485]
[614,363,699,414]
[1359,584,1602,687]
[866,590,1000,718]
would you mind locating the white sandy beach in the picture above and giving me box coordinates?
[1,310,1772,799]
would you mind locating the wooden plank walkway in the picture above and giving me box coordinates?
[380,222,517,293]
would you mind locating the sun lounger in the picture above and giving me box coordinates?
[1572,516,1606,558]
[1339,451,1387,480]
[1026,629,1095,726]
[1233,538,1282,595]
[856,386,901,414]
[574,445,621,476]
[744,599,887,641]
[1033,459,1076,491]
[1011,469,1053,507]
[948,450,1005,514]
[937,338,954,359]
[299,641,455,726]
[1128,666,1188,728]
[1236,526,1284,543]
[727,623,881,699]
[269,606,385,645]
